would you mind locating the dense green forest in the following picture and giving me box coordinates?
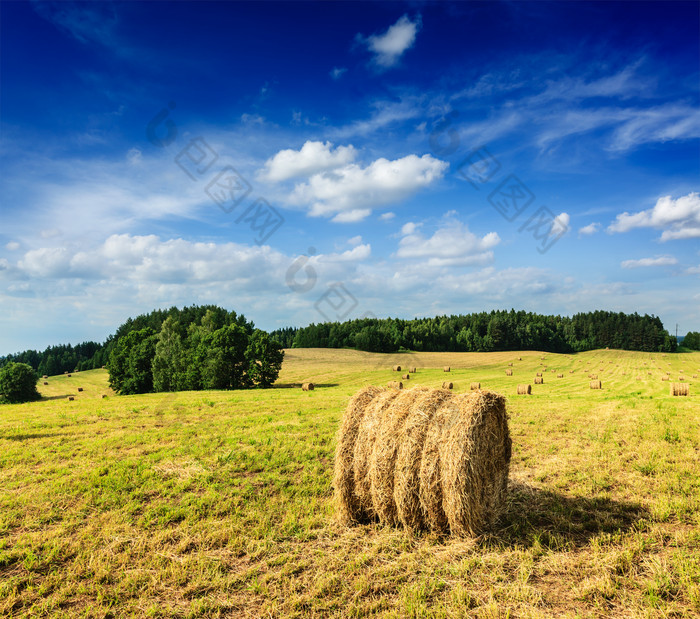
[271,310,678,354]
[1,309,682,382]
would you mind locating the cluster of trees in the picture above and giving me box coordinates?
[283,310,677,354]
[0,362,40,404]
[0,341,106,376]
[107,307,284,395]
[683,332,700,350]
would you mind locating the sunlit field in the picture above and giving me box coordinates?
[1,348,699,617]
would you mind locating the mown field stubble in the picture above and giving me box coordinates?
[1,349,699,618]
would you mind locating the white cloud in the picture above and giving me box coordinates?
[380,212,396,221]
[621,255,678,269]
[259,140,356,182]
[550,212,570,237]
[608,192,700,240]
[5,242,20,251]
[401,222,421,235]
[347,235,363,247]
[330,67,347,80]
[578,222,600,236]
[289,154,447,221]
[360,14,421,68]
[396,219,500,267]
[686,265,700,274]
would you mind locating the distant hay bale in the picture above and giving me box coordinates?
[77,387,83,392]
[443,366,450,372]
[387,380,403,389]
[470,382,480,391]
[402,374,410,380]
[661,376,670,382]
[518,357,522,361]
[671,383,689,396]
[43,382,48,385]
[693,374,698,379]
[590,380,602,389]
[442,381,453,389]
[101,394,107,399]
[302,382,314,391]
[569,370,574,373]
[540,357,545,360]
[534,377,544,385]
[64,371,68,375]
[409,367,417,373]
[536,372,542,377]
[517,384,531,395]
[589,374,598,379]
[393,365,401,372]
[557,373,563,378]
[666,372,670,375]
[334,386,511,536]
[42,375,47,379]
[508,363,513,367]
[67,374,72,377]
[505,369,513,376]
[68,396,74,401]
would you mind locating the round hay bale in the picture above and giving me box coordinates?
[589,374,598,379]
[77,387,83,392]
[693,374,698,379]
[661,376,670,382]
[67,374,72,377]
[518,357,522,361]
[534,377,544,385]
[387,380,403,389]
[335,386,511,536]
[590,380,602,389]
[301,382,314,391]
[402,374,410,380]
[666,371,670,375]
[409,367,417,373]
[557,373,563,378]
[569,370,574,373]
[505,369,513,376]
[508,363,513,367]
[42,375,48,379]
[393,365,401,372]
[441,381,453,389]
[443,366,450,372]
[43,381,48,385]
[517,384,531,395]
[470,382,480,391]
[671,383,689,396]
[334,386,384,524]
[101,394,107,399]
[68,396,74,401]
[536,372,542,377]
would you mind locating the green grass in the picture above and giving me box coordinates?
[1,348,699,617]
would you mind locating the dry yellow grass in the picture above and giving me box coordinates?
[1,348,698,618]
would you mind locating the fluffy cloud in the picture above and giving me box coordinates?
[5,242,20,251]
[621,255,678,269]
[360,14,421,68]
[608,192,700,240]
[578,222,600,236]
[550,212,570,237]
[396,219,500,267]
[259,141,356,182]
[289,154,447,222]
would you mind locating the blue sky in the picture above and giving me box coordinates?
[1,1,699,353]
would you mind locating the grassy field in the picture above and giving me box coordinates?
[1,348,699,618]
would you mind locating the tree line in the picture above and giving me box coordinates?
[271,310,677,354]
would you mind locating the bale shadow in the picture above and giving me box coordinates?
[41,394,76,401]
[272,383,340,389]
[482,481,649,550]
[2,432,65,441]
